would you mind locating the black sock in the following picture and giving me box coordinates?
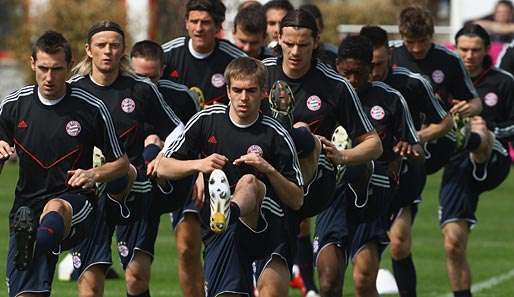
[230,203,241,218]
[297,235,317,292]
[34,211,65,257]
[291,127,316,158]
[453,289,471,297]
[466,132,481,151]
[127,290,150,297]
[392,254,417,297]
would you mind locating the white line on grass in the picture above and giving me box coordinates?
[438,268,514,297]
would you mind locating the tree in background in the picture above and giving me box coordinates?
[8,0,127,82]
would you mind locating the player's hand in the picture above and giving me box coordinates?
[147,154,163,178]
[192,173,205,208]
[319,136,346,165]
[67,168,98,189]
[144,134,163,148]
[233,153,274,174]
[0,140,15,160]
[394,141,424,160]
[197,154,228,174]
[450,99,472,117]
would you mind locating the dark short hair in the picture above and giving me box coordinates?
[455,23,491,48]
[186,0,226,26]
[130,40,164,65]
[224,57,267,89]
[299,4,323,31]
[87,20,125,45]
[360,25,389,49]
[338,35,373,65]
[399,6,434,38]
[32,30,72,64]
[279,9,319,38]
[234,6,267,37]
[496,0,514,11]
[263,0,294,15]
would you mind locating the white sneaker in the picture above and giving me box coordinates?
[208,169,232,233]
[92,146,105,168]
[305,290,321,297]
[331,126,352,185]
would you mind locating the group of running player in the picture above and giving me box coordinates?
[0,1,512,297]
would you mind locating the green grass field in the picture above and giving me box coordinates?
[1,162,513,296]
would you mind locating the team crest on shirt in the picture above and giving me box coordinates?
[121,98,136,113]
[211,73,225,88]
[306,95,322,111]
[72,252,82,269]
[66,120,81,137]
[118,242,129,257]
[431,69,445,84]
[247,145,263,157]
[370,105,385,120]
[484,92,498,107]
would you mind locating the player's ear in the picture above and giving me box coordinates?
[85,43,93,59]
[30,56,36,71]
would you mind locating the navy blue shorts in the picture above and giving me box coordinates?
[439,149,510,228]
[296,162,336,220]
[314,182,391,264]
[150,176,194,216]
[391,160,426,215]
[7,191,95,297]
[253,200,296,284]
[203,206,268,297]
[424,133,456,175]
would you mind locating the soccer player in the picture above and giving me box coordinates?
[299,3,338,68]
[68,21,182,297]
[261,9,382,296]
[103,40,197,297]
[233,5,274,59]
[161,1,247,295]
[263,0,294,47]
[154,56,304,296]
[314,35,420,297]
[0,31,128,297]
[389,7,483,296]
[162,0,246,108]
[443,23,512,297]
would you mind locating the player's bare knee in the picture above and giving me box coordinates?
[390,235,411,259]
[125,270,149,294]
[353,268,375,295]
[298,219,310,236]
[444,233,465,260]
[43,198,71,218]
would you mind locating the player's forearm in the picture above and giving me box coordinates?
[93,154,129,183]
[266,168,303,210]
[341,132,382,165]
[156,157,199,180]
[467,97,483,117]
[418,115,453,142]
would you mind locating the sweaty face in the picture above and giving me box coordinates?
[371,46,390,81]
[186,10,219,53]
[336,58,370,91]
[403,35,432,60]
[131,57,163,83]
[266,8,288,43]
[279,27,318,78]
[31,50,70,100]
[227,76,264,124]
[456,35,488,77]
[86,31,124,74]
[233,27,265,58]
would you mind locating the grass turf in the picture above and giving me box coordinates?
[0,162,513,296]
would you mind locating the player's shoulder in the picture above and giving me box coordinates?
[68,85,110,111]
[158,79,190,92]
[391,66,430,88]
[371,81,403,101]
[1,85,35,109]
[260,115,292,138]
[313,59,352,90]
[162,36,186,53]
[490,67,514,87]
[433,44,462,63]
[262,56,279,67]
[67,74,87,85]
[217,39,247,58]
